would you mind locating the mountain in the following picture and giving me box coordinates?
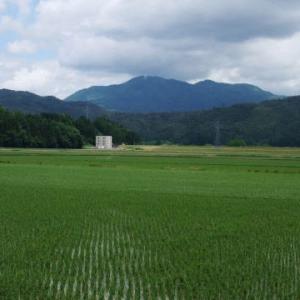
[0,87,298,147]
[65,76,277,113]
[110,96,300,147]
[0,89,106,119]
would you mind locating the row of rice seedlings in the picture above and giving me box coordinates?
[40,211,177,299]
[9,205,300,299]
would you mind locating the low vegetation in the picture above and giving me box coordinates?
[1,146,300,299]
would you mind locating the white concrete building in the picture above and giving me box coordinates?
[96,136,113,149]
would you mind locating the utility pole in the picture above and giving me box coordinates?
[214,120,221,147]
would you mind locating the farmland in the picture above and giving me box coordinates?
[1,146,300,299]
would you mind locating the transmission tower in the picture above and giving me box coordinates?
[214,120,221,147]
[85,103,89,119]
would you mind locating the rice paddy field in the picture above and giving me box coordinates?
[1,146,300,299]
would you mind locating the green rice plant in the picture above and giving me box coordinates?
[0,146,300,299]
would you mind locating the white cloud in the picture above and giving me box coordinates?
[1,60,131,98]
[7,39,36,54]
[14,0,32,15]
[3,0,32,15]
[0,1,7,13]
[33,0,300,41]
[0,15,22,32]
[2,0,300,96]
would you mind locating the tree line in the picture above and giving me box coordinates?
[0,107,140,148]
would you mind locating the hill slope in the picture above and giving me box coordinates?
[110,96,300,147]
[1,87,298,147]
[0,89,106,119]
[66,76,277,113]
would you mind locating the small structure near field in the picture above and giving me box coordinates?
[96,136,113,149]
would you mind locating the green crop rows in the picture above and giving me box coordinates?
[1,146,300,299]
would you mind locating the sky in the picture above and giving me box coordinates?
[1,0,300,98]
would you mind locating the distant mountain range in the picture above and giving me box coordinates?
[65,76,277,113]
[0,86,299,147]
[0,89,105,119]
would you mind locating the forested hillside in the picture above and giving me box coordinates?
[111,97,300,147]
[0,107,140,148]
[1,88,299,148]
[66,76,276,113]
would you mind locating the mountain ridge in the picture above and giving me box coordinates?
[65,76,278,113]
[0,89,106,119]
[0,87,299,147]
